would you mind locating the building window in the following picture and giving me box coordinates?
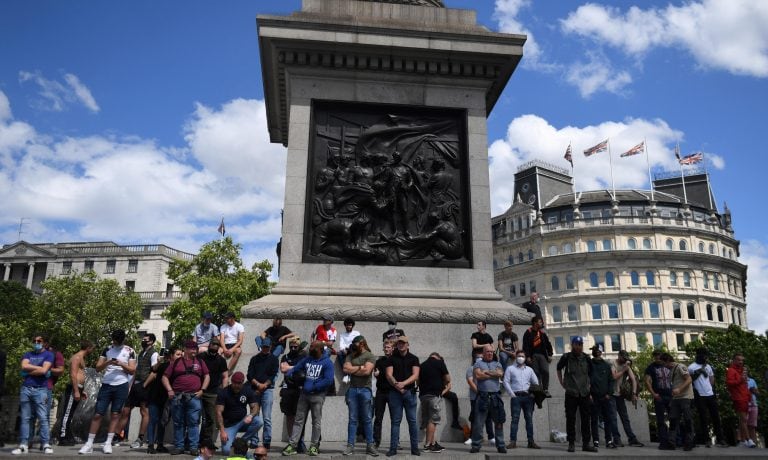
[552,306,563,323]
[679,240,688,251]
[518,252,524,264]
[105,259,116,274]
[703,272,709,289]
[608,302,619,319]
[683,271,691,287]
[666,239,674,250]
[669,271,678,286]
[589,272,599,288]
[591,303,603,320]
[713,274,720,291]
[605,271,615,287]
[61,261,72,275]
[587,240,597,252]
[528,249,534,261]
[633,300,643,318]
[737,309,742,325]
[554,337,565,354]
[563,242,573,253]
[690,333,699,343]
[652,332,663,347]
[602,239,612,251]
[717,305,724,322]
[709,243,715,254]
[706,304,713,321]
[551,276,560,291]
[84,260,94,272]
[698,242,704,252]
[610,334,621,352]
[520,282,526,297]
[646,270,655,286]
[673,301,682,319]
[566,274,575,290]
[631,271,639,286]
[643,238,652,249]
[548,245,558,256]
[649,301,660,318]
[508,255,514,266]
[568,304,578,322]
[127,259,138,273]
[509,284,516,298]
[729,249,733,259]
[125,280,136,291]
[722,248,727,258]
[687,302,696,319]
[676,333,685,350]
[731,308,736,324]
[627,238,637,250]
[635,332,647,348]
[530,281,536,294]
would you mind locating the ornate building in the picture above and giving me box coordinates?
[0,240,194,347]
[492,160,748,356]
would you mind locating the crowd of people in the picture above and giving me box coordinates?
[8,309,763,458]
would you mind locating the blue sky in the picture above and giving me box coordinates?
[1,0,766,332]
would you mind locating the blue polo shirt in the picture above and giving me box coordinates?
[22,350,54,388]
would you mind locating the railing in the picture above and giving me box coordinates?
[57,244,194,261]
[135,291,186,301]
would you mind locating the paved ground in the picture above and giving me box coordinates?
[0,441,765,459]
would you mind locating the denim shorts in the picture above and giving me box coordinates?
[94,382,130,415]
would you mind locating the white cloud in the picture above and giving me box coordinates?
[18,70,100,113]
[0,91,12,122]
[565,51,632,98]
[741,240,768,335]
[561,0,768,78]
[494,0,540,65]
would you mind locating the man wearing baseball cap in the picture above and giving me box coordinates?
[194,312,220,353]
[556,336,596,453]
[216,371,263,455]
[247,337,279,450]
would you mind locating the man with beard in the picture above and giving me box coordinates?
[688,348,726,447]
[122,333,160,450]
[200,338,230,446]
[385,337,421,457]
[556,336,596,453]
[610,350,644,447]
[217,372,262,454]
[342,336,378,456]
[279,338,307,452]
[247,338,280,450]
[373,340,395,448]
[664,353,694,451]
[589,345,616,449]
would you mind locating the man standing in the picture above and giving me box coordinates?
[216,372,263,454]
[664,353,694,451]
[645,350,672,450]
[163,340,211,456]
[279,337,307,452]
[381,320,405,343]
[79,330,137,455]
[200,338,230,446]
[385,337,421,457]
[610,350,644,447]
[220,312,245,372]
[194,312,220,353]
[146,347,182,454]
[503,349,539,449]
[726,353,753,447]
[470,321,494,360]
[418,352,451,453]
[257,318,295,357]
[58,340,94,446]
[123,333,160,450]
[32,337,64,450]
[373,340,394,448]
[497,321,518,368]
[466,358,494,446]
[556,336,596,453]
[688,348,726,447]
[522,293,542,318]
[522,316,553,395]
[469,345,506,454]
[589,345,616,449]
[12,334,54,455]
[247,337,279,450]
[282,341,335,456]
[342,336,378,456]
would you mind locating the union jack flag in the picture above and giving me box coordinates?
[564,143,573,167]
[217,217,226,236]
[620,141,644,157]
[679,152,703,165]
[583,139,608,157]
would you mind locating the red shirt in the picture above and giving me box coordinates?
[726,364,749,402]
[164,357,209,393]
[314,325,337,344]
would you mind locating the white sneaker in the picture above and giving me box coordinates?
[78,444,93,455]
[130,439,143,449]
[464,439,472,445]
[103,443,113,454]
[488,438,496,445]
[43,445,54,454]
[11,445,28,455]
[747,439,756,448]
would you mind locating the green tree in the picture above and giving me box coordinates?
[162,237,273,345]
[0,281,36,395]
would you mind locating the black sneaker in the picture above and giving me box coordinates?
[658,443,676,450]
[469,447,480,453]
[430,443,445,453]
[411,449,421,456]
[496,447,507,454]
[155,445,169,453]
[147,444,156,454]
[264,443,271,450]
[628,439,644,447]
[58,439,76,446]
[386,450,397,457]
[168,447,183,455]
[583,445,598,452]
[607,441,617,449]
[567,442,575,453]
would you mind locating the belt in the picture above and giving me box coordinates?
[514,391,530,396]
[478,391,501,395]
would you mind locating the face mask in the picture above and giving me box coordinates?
[34,343,43,352]
[141,342,150,350]
[516,356,525,365]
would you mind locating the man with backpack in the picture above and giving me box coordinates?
[663,353,694,451]
[610,350,643,447]
[162,340,211,456]
[556,336,596,453]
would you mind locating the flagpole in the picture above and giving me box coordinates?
[644,138,654,202]
[608,139,616,199]
[677,143,688,205]
[570,141,576,205]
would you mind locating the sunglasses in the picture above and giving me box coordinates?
[33,339,44,344]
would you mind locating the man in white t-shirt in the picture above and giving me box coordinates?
[220,312,245,372]
[338,317,361,383]
[79,330,137,455]
[688,348,727,447]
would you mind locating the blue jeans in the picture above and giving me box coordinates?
[346,387,374,445]
[509,395,534,442]
[253,388,274,445]
[147,401,170,445]
[471,392,505,450]
[255,337,284,357]
[388,390,418,452]
[19,386,49,446]
[611,396,638,443]
[171,394,202,449]
[221,416,264,454]
[499,352,512,369]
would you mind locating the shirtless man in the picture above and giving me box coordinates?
[58,340,94,445]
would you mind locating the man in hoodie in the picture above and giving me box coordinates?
[281,341,335,456]
[589,345,616,449]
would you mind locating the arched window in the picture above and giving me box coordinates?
[643,238,652,249]
[587,240,597,252]
[602,239,612,250]
[683,271,691,287]
[548,245,558,256]
[687,302,696,319]
[528,249,534,261]
[713,274,720,290]
[508,255,514,266]
[509,284,516,297]
[679,240,688,251]
[717,305,724,322]
[589,272,599,288]
[627,238,637,250]
[666,239,674,250]
[552,306,563,323]
[631,271,640,286]
[551,276,560,291]
[563,242,573,253]
[706,304,713,321]
[698,242,704,253]
[669,271,678,286]
[566,274,575,290]
[605,271,615,287]
[567,304,578,321]
[518,252,524,264]
[673,301,682,319]
[646,270,655,286]
[520,282,526,296]
[722,248,727,258]
[709,243,715,254]
[703,272,709,289]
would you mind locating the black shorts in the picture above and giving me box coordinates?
[127,381,149,407]
[280,388,300,416]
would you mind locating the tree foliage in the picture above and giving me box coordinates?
[162,237,273,345]
[1,273,144,395]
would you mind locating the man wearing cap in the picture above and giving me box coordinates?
[216,371,263,454]
[162,340,211,456]
[522,316,553,396]
[373,340,395,448]
[220,312,245,372]
[469,345,506,454]
[556,336,596,453]
[78,330,137,455]
[502,349,539,449]
[611,350,644,447]
[589,344,616,449]
[200,338,230,446]
[342,336,379,456]
[257,318,295,357]
[247,337,280,450]
[385,336,421,457]
[195,312,220,353]
[382,320,405,343]
[195,439,218,460]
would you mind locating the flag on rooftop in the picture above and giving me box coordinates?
[620,141,644,157]
[583,139,608,157]
[564,143,573,167]
[217,217,226,236]
[679,152,703,165]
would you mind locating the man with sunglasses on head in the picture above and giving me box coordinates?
[12,334,55,455]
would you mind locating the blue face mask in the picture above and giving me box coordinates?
[34,343,43,352]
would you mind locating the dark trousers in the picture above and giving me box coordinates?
[590,395,616,444]
[611,396,638,443]
[200,391,219,444]
[530,354,550,391]
[469,398,495,440]
[373,390,390,444]
[694,394,724,444]
[565,394,591,445]
[58,384,81,442]
[669,399,693,448]
[442,391,460,427]
[654,397,672,445]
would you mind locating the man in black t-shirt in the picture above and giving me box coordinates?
[497,321,518,368]
[279,337,307,451]
[145,347,182,454]
[385,337,420,456]
[200,339,229,445]
[471,321,494,360]
[419,353,451,452]
[216,372,262,454]
[257,318,295,357]
[246,338,280,449]
[382,320,405,343]
[373,340,395,448]
[522,293,542,318]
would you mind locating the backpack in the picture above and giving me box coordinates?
[619,364,638,399]
[169,356,203,386]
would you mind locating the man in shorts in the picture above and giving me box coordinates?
[79,329,137,455]
[419,352,451,453]
[195,312,220,353]
[220,312,245,372]
[726,353,753,447]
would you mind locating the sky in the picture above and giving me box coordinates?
[1,0,767,333]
